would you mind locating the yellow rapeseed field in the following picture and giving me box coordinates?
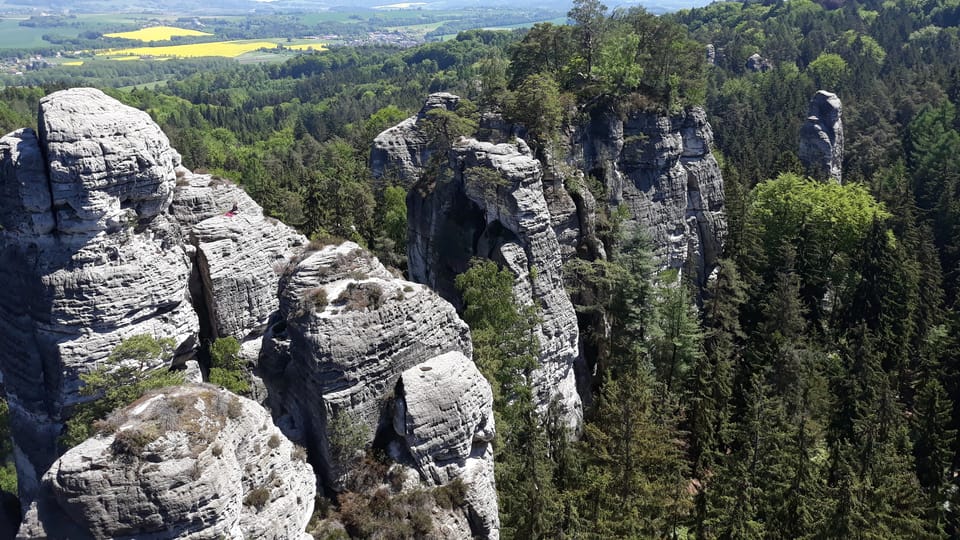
[98,41,280,60]
[284,43,328,51]
[104,26,213,42]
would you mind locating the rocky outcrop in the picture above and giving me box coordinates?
[259,242,498,536]
[259,242,473,471]
[799,90,843,182]
[18,384,316,539]
[394,352,498,538]
[0,89,199,501]
[2,87,500,539]
[408,138,583,430]
[746,52,773,72]
[182,176,306,342]
[370,92,460,184]
[582,105,726,285]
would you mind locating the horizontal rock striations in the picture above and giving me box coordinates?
[0,89,199,501]
[407,137,584,430]
[261,242,473,475]
[182,176,306,342]
[2,88,499,539]
[581,105,726,285]
[395,352,498,538]
[799,90,844,182]
[370,92,461,184]
[260,242,497,537]
[18,384,316,540]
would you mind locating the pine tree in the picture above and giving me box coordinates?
[824,327,933,539]
[688,258,746,537]
[707,374,786,540]
[455,259,560,539]
[579,362,691,538]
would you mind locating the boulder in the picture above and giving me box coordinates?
[261,242,473,482]
[18,384,316,540]
[394,352,498,539]
[182,175,306,341]
[39,87,180,236]
[745,52,773,72]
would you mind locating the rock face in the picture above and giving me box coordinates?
[394,352,498,538]
[260,243,473,475]
[370,92,461,184]
[2,88,498,539]
[18,384,316,540]
[582,105,726,285]
[0,89,199,501]
[745,52,773,72]
[407,137,583,429]
[260,242,497,537]
[185,178,306,342]
[799,90,844,182]
[373,94,727,431]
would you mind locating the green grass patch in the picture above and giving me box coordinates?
[0,20,56,48]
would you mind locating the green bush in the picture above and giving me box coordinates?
[209,367,250,395]
[0,399,15,495]
[208,337,250,395]
[328,412,369,465]
[61,335,184,450]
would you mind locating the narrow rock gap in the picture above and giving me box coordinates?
[35,113,59,237]
[188,246,216,378]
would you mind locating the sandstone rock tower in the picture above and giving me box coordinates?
[799,90,844,182]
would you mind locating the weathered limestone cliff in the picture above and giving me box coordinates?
[373,94,726,429]
[260,242,498,537]
[799,90,844,182]
[580,105,726,286]
[18,384,316,539]
[395,352,499,538]
[177,176,306,344]
[1,88,499,538]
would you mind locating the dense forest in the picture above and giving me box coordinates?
[2,0,960,536]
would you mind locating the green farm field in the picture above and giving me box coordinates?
[0,19,62,49]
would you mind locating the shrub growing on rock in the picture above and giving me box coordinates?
[328,412,370,468]
[244,486,271,510]
[208,336,250,395]
[111,426,159,457]
[304,287,329,312]
[335,282,385,312]
[61,335,184,449]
